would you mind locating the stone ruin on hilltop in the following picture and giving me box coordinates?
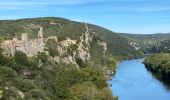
[1,27,45,57]
[0,23,107,67]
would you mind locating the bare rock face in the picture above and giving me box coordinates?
[1,28,45,57]
[47,23,92,67]
[98,41,107,53]
[16,39,45,57]
[76,23,91,62]
[1,40,16,56]
[1,23,107,67]
[1,38,45,57]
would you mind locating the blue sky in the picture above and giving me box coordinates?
[1,0,170,34]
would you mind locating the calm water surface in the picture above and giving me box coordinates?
[109,59,170,100]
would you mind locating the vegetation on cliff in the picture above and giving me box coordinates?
[0,17,154,100]
[0,17,143,59]
[0,49,118,100]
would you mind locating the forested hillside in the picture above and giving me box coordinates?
[0,17,143,59]
[144,53,170,83]
[0,17,139,100]
[122,33,170,52]
[148,39,170,53]
[2,17,170,99]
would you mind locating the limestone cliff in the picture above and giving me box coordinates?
[1,23,107,68]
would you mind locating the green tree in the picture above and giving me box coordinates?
[69,82,98,100]
[46,39,59,57]
[76,58,86,67]
[13,78,36,92]
[14,51,29,66]
[24,89,50,100]
[106,58,116,73]
[95,88,118,100]
[55,66,89,98]
[0,67,18,99]
[82,67,108,89]
[144,53,170,82]
[37,52,48,63]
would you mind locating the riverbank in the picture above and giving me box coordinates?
[144,53,170,83]
[109,59,170,100]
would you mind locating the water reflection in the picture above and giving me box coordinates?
[146,68,170,90]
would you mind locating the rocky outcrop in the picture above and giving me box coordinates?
[47,23,92,67]
[1,28,45,57]
[1,23,107,68]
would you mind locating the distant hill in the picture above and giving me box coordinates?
[0,17,142,59]
[1,17,170,57]
[121,33,170,52]
[148,39,170,53]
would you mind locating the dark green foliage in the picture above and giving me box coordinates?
[82,67,108,89]
[89,38,106,67]
[55,66,89,98]
[37,52,48,63]
[24,89,50,100]
[46,39,59,57]
[70,44,78,51]
[28,57,39,69]
[88,24,140,58]
[0,47,16,68]
[69,82,98,100]
[14,51,29,66]
[55,66,117,100]
[0,67,18,99]
[144,53,170,82]
[106,58,117,73]
[49,48,59,57]
[67,44,78,56]
[70,82,118,100]
[0,51,59,99]
[13,79,36,92]
[95,88,118,100]
[149,39,170,53]
[0,67,18,80]
[76,58,86,67]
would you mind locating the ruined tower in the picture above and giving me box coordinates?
[21,33,28,41]
[38,27,43,39]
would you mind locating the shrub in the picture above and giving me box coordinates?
[37,52,48,63]
[69,82,98,100]
[55,66,89,98]
[82,67,108,89]
[14,51,29,66]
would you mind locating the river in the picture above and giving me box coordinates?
[109,59,170,100]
